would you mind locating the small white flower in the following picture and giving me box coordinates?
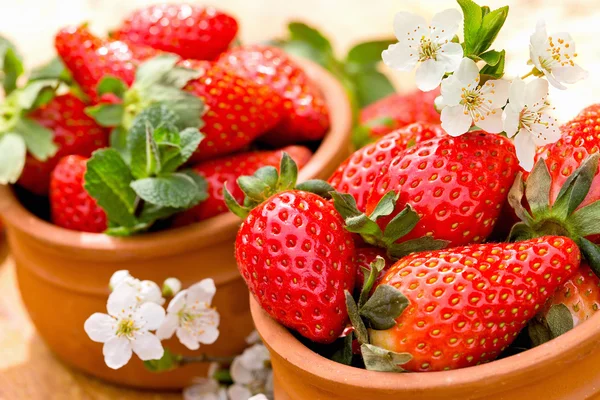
[383,9,464,91]
[503,78,560,171]
[228,344,273,400]
[249,395,269,400]
[530,20,588,90]
[183,378,228,400]
[110,270,165,306]
[439,57,509,136]
[156,279,220,350]
[163,277,182,297]
[84,284,165,370]
[245,330,262,345]
[109,270,132,291]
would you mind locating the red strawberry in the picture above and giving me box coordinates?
[50,155,107,233]
[17,94,108,195]
[365,132,519,247]
[354,247,393,290]
[357,89,440,144]
[114,4,238,61]
[218,45,330,145]
[369,236,581,371]
[173,145,312,225]
[55,25,161,99]
[329,122,445,211]
[181,60,284,161]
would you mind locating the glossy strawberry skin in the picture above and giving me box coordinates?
[354,247,393,290]
[236,190,356,343]
[174,146,312,225]
[114,4,238,61]
[329,123,445,211]
[360,90,440,140]
[366,132,519,247]
[55,25,161,99]
[17,94,109,195]
[218,45,330,145]
[370,236,581,372]
[50,155,107,233]
[543,263,600,327]
[181,60,284,161]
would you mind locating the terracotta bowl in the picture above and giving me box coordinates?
[0,58,352,390]
[250,296,600,400]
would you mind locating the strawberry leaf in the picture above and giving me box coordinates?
[554,153,599,218]
[330,334,353,366]
[277,152,298,191]
[97,76,128,99]
[545,303,573,338]
[528,318,552,347]
[360,343,411,372]
[570,202,600,237]
[360,284,409,330]
[130,172,207,209]
[508,222,537,242]
[86,104,125,127]
[382,204,420,246]
[17,79,58,111]
[508,171,534,224]
[577,238,600,277]
[345,290,368,344]
[288,22,334,56]
[358,256,387,308]
[387,237,449,259]
[295,180,335,199]
[0,133,26,184]
[29,57,71,83]
[0,36,24,95]
[15,118,58,161]
[525,157,552,216]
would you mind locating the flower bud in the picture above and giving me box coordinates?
[162,277,182,297]
[109,270,132,291]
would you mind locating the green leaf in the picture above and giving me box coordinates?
[110,127,129,161]
[159,127,203,173]
[387,237,449,259]
[545,304,573,338]
[479,49,503,67]
[525,158,552,216]
[330,334,353,366]
[508,172,533,224]
[134,55,180,88]
[480,50,506,79]
[84,149,138,227]
[143,348,182,372]
[554,154,599,218]
[578,238,600,278]
[528,318,552,347]
[145,124,162,177]
[18,79,58,111]
[288,22,333,55]
[295,180,335,199]
[143,86,204,130]
[97,76,128,99]
[277,152,298,191]
[457,0,483,55]
[358,256,387,308]
[253,166,279,189]
[345,290,368,344]
[508,222,537,242]
[0,36,24,95]
[477,6,509,54]
[15,118,58,161]
[130,173,206,209]
[382,205,420,245]
[29,57,71,83]
[0,133,26,184]
[279,40,330,67]
[360,284,409,330]
[238,175,272,202]
[223,185,250,219]
[346,39,396,69]
[570,201,600,237]
[331,191,363,219]
[85,104,125,127]
[369,191,399,222]
[360,344,412,372]
[351,69,396,108]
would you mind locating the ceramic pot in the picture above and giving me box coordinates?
[0,58,352,390]
[250,296,600,400]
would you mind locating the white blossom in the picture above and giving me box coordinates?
[249,396,269,400]
[228,344,273,400]
[109,270,165,305]
[439,57,509,136]
[156,279,220,350]
[84,284,165,369]
[183,378,228,400]
[530,20,588,90]
[383,9,464,91]
[503,78,560,171]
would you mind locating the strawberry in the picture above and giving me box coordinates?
[218,45,330,145]
[180,60,284,161]
[354,247,393,290]
[173,145,312,225]
[328,122,445,211]
[17,94,108,195]
[114,4,238,61]
[50,155,107,233]
[354,89,440,147]
[227,154,355,343]
[55,25,161,99]
[368,236,581,372]
[335,132,518,254]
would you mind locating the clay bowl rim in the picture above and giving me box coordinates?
[0,57,352,257]
[250,294,600,394]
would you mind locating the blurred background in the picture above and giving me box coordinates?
[0,0,599,121]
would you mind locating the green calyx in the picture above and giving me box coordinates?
[528,304,574,347]
[508,154,600,275]
[331,191,449,259]
[84,104,207,236]
[224,152,335,219]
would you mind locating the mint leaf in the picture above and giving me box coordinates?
[97,76,128,99]
[18,79,58,111]
[457,0,483,55]
[0,133,26,184]
[477,6,509,54]
[0,36,24,95]
[84,149,138,227]
[130,172,206,209]
[86,104,125,127]
[15,118,58,161]
[350,69,395,107]
[134,55,180,88]
[160,127,203,173]
[110,127,129,161]
[346,39,396,70]
[142,86,204,129]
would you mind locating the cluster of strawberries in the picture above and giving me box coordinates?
[231,101,600,372]
[6,3,335,233]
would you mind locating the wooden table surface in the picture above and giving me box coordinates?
[1,0,599,399]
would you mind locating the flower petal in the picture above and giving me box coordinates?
[514,129,537,172]
[103,336,133,369]
[107,283,138,318]
[431,9,463,41]
[440,75,463,106]
[476,109,504,133]
[84,313,116,343]
[502,106,520,138]
[167,290,188,313]
[441,105,472,137]
[131,332,164,361]
[531,113,561,147]
[508,78,526,111]
[187,279,217,306]
[109,270,132,290]
[415,59,447,92]
[249,395,269,400]
[454,57,480,85]
[524,78,549,109]
[393,12,428,41]
[382,43,419,71]
[438,42,464,73]
[240,344,271,370]
[183,378,223,400]
[530,20,548,53]
[156,313,179,340]
[230,357,255,385]
[197,326,220,345]
[544,69,567,90]
[480,79,509,109]
[227,384,253,400]
[140,280,165,305]
[552,64,589,85]
[177,327,201,350]
[134,301,166,331]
